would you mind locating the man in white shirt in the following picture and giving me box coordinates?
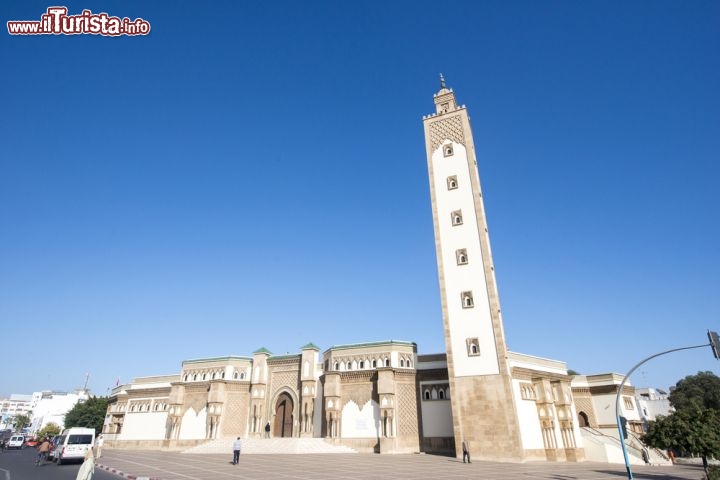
[232,437,242,465]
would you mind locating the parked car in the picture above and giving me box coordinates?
[55,428,95,465]
[49,435,65,462]
[7,435,25,449]
[24,436,39,447]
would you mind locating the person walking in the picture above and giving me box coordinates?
[75,447,95,480]
[462,439,471,464]
[95,434,104,459]
[232,437,242,465]
[264,422,271,439]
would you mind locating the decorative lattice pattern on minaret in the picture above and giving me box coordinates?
[429,115,465,151]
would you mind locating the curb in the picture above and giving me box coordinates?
[96,462,162,480]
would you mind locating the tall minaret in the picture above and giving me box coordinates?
[422,75,523,461]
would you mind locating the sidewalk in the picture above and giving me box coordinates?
[96,450,705,480]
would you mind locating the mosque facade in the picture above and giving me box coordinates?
[104,81,590,462]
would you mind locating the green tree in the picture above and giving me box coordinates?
[643,372,720,478]
[63,396,108,435]
[669,371,720,412]
[13,414,30,431]
[37,422,61,439]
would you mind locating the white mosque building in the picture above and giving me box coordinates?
[104,79,655,464]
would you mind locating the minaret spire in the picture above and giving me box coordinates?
[433,74,457,114]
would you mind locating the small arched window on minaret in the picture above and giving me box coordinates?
[456,249,468,265]
[466,337,480,356]
[447,176,458,190]
[451,210,463,226]
[443,144,454,157]
[461,291,474,308]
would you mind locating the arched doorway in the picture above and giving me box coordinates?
[274,392,294,438]
[578,411,589,427]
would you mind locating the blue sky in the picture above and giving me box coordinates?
[1,0,718,398]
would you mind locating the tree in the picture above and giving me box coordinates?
[643,372,720,478]
[669,371,720,412]
[63,396,108,435]
[13,414,30,431]
[37,422,61,439]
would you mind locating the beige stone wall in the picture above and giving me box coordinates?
[221,384,250,437]
[572,389,599,428]
[450,374,523,461]
[340,371,375,407]
[396,378,419,452]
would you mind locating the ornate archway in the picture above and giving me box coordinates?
[274,392,294,438]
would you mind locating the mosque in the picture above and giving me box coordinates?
[103,80,646,463]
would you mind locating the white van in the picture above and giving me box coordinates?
[55,428,95,465]
[7,435,24,449]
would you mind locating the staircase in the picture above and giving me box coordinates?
[182,437,357,455]
[579,427,672,466]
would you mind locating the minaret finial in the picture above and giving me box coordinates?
[439,73,447,89]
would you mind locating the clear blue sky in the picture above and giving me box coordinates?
[1,0,718,398]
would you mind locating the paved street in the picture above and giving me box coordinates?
[0,447,117,480]
[94,450,706,480]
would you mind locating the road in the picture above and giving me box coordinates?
[0,447,118,480]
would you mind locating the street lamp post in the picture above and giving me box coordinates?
[615,336,716,480]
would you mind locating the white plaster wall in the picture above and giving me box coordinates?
[592,393,641,425]
[640,398,671,420]
[432,141,499,376]
[511,380,544,450]
[119,412,168,440]
[179,407,207,440]
[341,400,379,439]
[420,400,453,437]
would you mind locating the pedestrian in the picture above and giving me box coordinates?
[95,434,104,458]
[265,422,271,438]
[232,437,242,465]
[641,447,649,465]
[462,439,471,464]
[75,447,95,480]
[36,437,51,465]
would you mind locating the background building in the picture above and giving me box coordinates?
[0,394,32,431]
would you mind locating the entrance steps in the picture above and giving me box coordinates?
[182,437,357,455]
